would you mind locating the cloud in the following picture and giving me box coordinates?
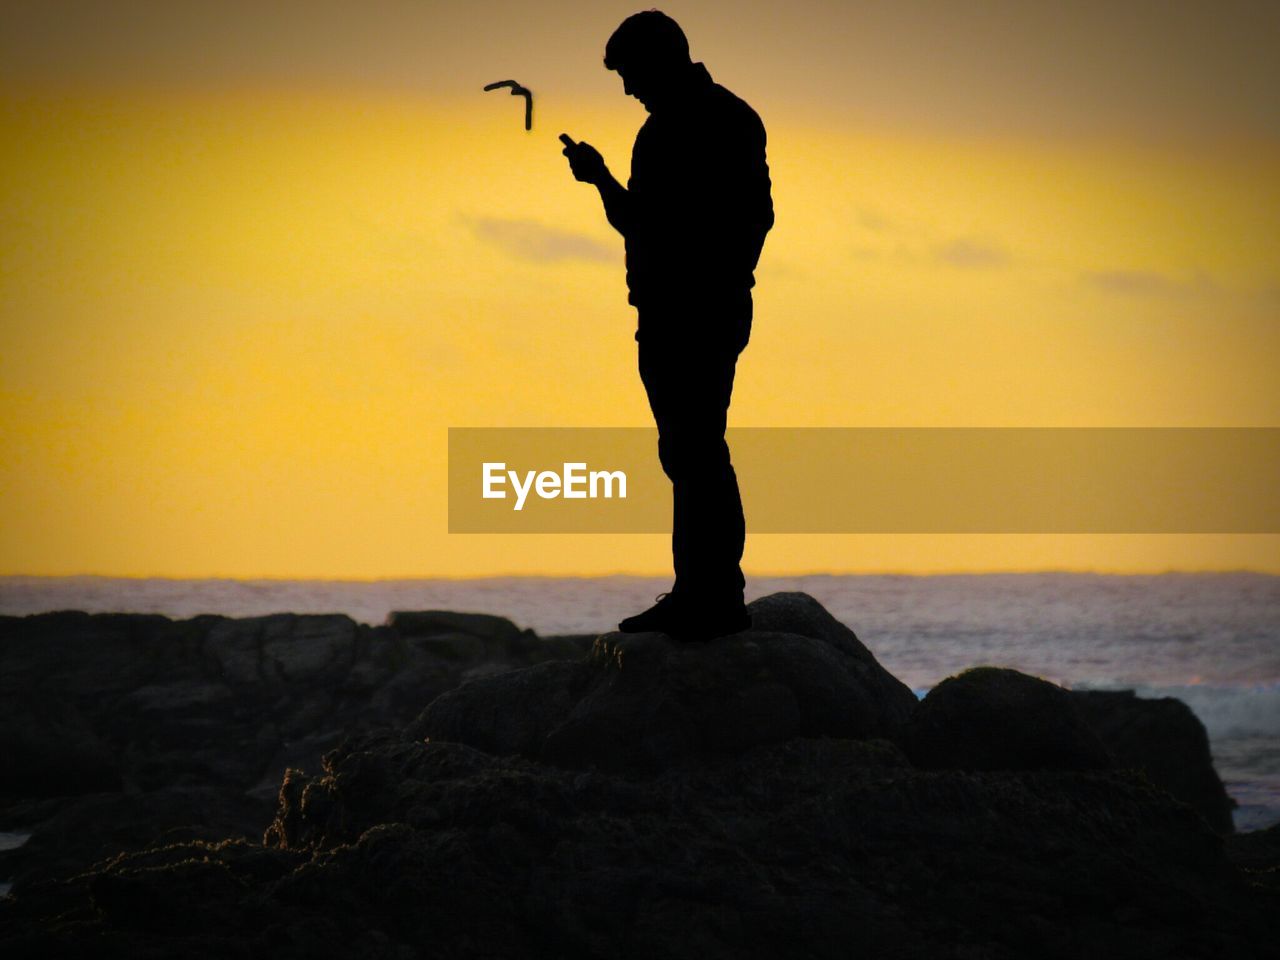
[1084,270,1217,297]
[856,207,893,233]
[465,216,614,264]
[934,238,1010,268]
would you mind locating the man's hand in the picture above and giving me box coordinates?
[560,133,629,236]
[560,134,608,185]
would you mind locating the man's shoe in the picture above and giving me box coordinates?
[618,592,683,633]
[669,606,752,643]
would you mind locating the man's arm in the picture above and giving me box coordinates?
[561,134,631,237]
[594,171,631,237]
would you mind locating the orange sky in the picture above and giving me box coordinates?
[1,1,1278,577]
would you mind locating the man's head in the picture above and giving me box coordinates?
[604,11,692,112]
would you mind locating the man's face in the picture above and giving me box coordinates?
[616,61,665,112]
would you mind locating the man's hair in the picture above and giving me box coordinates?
[604,10,690,72]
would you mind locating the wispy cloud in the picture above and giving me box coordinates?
[849,204,1014,271]
[1084,270,1216,297]
[464,216,614,264]
[856,206,893,233]
[934,238,1010,268]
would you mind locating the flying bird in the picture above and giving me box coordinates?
[483,80,533,131]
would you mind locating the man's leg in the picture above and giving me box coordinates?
[661,354,745,605]
[637,332,748,623]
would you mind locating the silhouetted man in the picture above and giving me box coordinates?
[561,11,773,640]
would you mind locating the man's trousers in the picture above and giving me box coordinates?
[635,296,750,608]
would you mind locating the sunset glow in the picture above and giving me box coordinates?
[2,1,1277,576]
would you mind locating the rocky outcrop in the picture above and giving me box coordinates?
[0,788,268,890]
[902,668,1237,835]
[4,733,1273,960]
[1227,822,1280,888]
[1070,688,1237,834]
[413,592,918,772]
[903,666,1112,772]
[0,607,592,889]
[1,593,1274,959]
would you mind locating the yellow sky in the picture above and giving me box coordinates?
[1,2,1278,576]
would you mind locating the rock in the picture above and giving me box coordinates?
[903,666,1112,772]
[1070,688,1237,834]
[1226,822,1280,885]
[1,593,1271,960]
[205,613,359,686]
[6,732,1271,960]
[387,609,530,648]
[413,592,918,773]
[0,693,121,798]
[408,659,594,759]
[0,606,589,900]
[0,787,270,892]
[744,590,872,658]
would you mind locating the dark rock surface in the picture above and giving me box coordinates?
[1070,688,1237,834]
[4,735,1274,959]
[903,666,1113,772]
[413,592,918,772]
[1,592,1276,959]
[0,788,267,889]
[0,606,591,889]
[1227,822,1280,893]
[905,669,1238,836]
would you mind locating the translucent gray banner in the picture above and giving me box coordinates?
[448,428,1280,533]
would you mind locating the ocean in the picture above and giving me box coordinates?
[2,572,1277,832]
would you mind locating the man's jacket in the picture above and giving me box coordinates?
[624,62,774,325]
